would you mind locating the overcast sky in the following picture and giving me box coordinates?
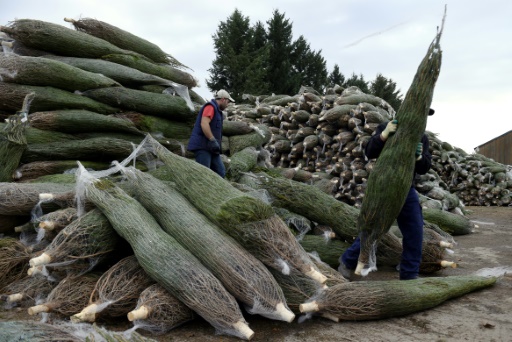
[2,0,511,154]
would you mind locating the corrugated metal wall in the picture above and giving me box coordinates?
[475,130,512,165]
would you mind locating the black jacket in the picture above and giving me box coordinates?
[365,122,432,176]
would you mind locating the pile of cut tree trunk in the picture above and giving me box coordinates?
[0,16,503,341]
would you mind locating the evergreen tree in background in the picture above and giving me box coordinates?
[370,73,403,110]
[328,64,345,87]
[307,50,328,91]
[244,21,272,96]
[265,10,295,94]
[207,9,258,101]
[343,73,370,94]
[207,9,402,109]
[252,21,267,50]
[289,35,310,91]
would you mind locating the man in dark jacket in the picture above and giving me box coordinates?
[187,89,234,178]
[339,109,434,280]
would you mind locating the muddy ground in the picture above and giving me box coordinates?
[1,206,511,342]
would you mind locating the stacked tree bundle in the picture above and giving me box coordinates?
[76,166,262,339]
[224,88,512,209]
[143,135,326,285]
[27,273,101,319]
[27,209,121,276]
[0,134,496,340]
[0,17,203,183]
[427,133,512,206]
[120,166,295,322]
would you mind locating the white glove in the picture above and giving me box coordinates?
[381,120,398,140]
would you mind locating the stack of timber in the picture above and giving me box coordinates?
[0,15,502,341]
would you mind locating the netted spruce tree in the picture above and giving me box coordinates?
[0,93,33,182]
[120,166,295,322]
[299,275,496,320]
[0,321,82,342]
[355,11,446,275]
[27,273,100,317]
[145,135,326,285]
[0,19,145,60]
[127,283,195,335]
[79,168,254,340]
[0,55,120,91]
[64,17,187,68]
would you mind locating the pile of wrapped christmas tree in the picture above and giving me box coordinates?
[225,88,511,208]
[0,17,505,341]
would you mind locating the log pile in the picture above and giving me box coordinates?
[0,15,503,341]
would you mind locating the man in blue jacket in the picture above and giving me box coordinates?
[339,108,434,280]
[187,89,234,178]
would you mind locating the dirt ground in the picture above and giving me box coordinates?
[1,206,511,342]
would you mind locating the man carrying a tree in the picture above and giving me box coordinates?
[339,109,434,280]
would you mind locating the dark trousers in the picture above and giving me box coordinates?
[194,150,226,178]
[341,186,424,280]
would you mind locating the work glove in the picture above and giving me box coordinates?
[415,142,423,160]
[207,138,221,154]
[381,119,398,140]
